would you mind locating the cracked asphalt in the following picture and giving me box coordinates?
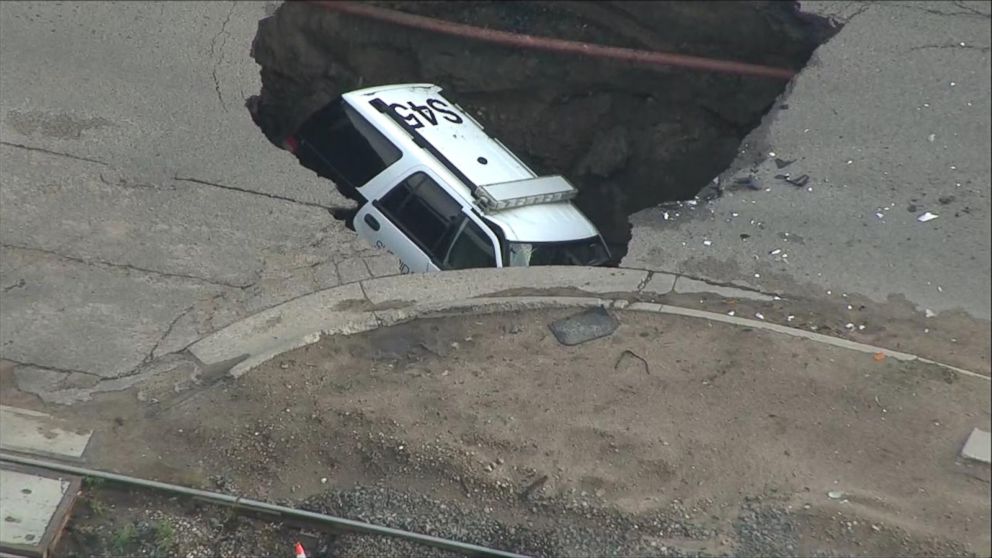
[625,0,992,321]
[0,1,401,383]
[1,0,990,396]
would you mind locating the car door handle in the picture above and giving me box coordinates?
[364,214,380,231]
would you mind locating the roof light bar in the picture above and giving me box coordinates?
[475,175,578,211]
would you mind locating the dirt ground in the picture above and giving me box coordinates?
[20,308,988,557]
[247,1,836,259]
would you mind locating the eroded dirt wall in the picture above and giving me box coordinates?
[248,1,836,260]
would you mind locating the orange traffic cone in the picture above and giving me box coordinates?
[294,542,307,558]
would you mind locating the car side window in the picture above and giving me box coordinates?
[296,100,402,191]
[443,219,497,270]
[378,172,463,260]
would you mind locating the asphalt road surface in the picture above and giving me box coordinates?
[625,0,992,321]
[0,1,401,381]
[1,1,990,390]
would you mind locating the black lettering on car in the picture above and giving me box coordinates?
[427,98,463,124]
[407,101,437,126]
[389,102,423,129]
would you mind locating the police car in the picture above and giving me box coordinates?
[284,83,610,274]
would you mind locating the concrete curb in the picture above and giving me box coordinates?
[186,267,989,382]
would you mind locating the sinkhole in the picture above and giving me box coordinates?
[246,1,838,264]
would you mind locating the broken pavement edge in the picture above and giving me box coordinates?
[185,266,989,381]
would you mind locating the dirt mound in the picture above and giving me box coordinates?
[247,1,835,260]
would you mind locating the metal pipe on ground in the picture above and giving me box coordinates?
[0,452,529,558]
[310,1,798,80]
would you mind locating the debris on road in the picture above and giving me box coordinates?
[960,428,991,464]
[827,490,844,499]
[917,212,939,222]
[548,307,619,346]
[614,350,650,375]
[732,175,762,191]
[774,173,811,188]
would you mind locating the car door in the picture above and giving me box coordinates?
[354,169,464,273]
[355,202,426,274]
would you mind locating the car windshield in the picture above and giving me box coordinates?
[507,237,610,267]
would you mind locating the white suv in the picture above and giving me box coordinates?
[285,83,610,274]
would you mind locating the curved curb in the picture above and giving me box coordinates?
[186,268,988,382]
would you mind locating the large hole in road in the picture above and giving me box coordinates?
[247,1,837,263]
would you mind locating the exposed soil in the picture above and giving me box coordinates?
[246,1,837,261]
[41,308,991,557]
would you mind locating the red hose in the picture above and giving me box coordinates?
[309,1,797,80]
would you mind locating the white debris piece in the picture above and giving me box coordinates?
[787,315,795,322]
[875,212,885,219]
[845,323,855,329]
[828,491,844,499]
[769,248,782,255]
[917,212,939,222]
[755,312,765,320]
[927,133,935,142]
[727,311,736,317]
[925,309,937,318]
[703,240,712,246]
[961,428,991,464]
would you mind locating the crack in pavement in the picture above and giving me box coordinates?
[888,1,991,19]
[172,175,334,210]
[3,358,102,378]
[209,1,237,111]
[1,279,26,293]
[357,280,385,326]
[819,2,872,25]
[909,42,992,53]
[0,243,252,289]
[144,304,196,364]
[0,140,109,166]
[951,0,992,18]
[635,270,654,293]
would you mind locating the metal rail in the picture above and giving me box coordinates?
[0,451,530,558]
[310,1,797,80]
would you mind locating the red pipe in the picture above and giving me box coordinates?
[309,1,797,80]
